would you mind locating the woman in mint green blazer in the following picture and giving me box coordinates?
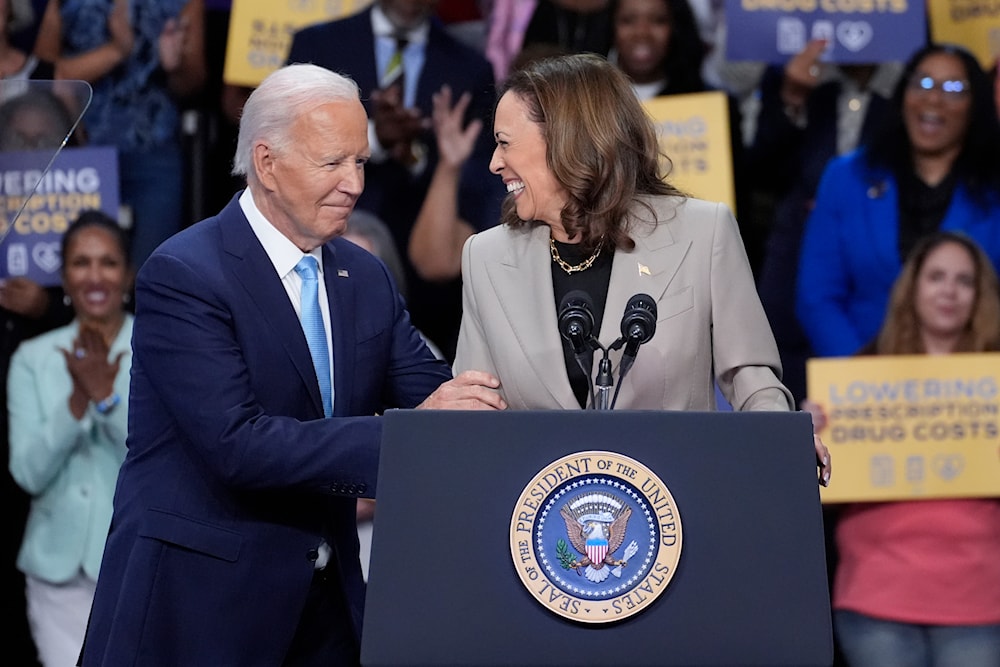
[8,211,133,667]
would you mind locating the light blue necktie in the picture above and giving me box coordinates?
[294,256,332,418]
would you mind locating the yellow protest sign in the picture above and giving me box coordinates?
[927,0,1000,69]
[807,354,1000,503]
[643,92,735,214]
[224,0,374,87]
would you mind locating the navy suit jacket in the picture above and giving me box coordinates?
[288,7,501,358]
[81,195,451,666]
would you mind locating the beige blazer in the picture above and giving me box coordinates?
[454,196,793,412]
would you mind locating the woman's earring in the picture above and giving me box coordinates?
[63,294,71,306]
[122,292,131,304]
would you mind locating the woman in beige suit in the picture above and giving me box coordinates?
[453,53,831,483]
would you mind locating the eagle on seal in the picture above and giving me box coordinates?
[560,503,633,583]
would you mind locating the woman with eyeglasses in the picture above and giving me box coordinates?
[797,43,1000,358]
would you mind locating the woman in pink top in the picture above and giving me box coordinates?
[807,231,1000,665]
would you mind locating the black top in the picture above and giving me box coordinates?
[550,240,613,408]
[896,168,957,261]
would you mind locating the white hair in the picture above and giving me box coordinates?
[232,63,361,181]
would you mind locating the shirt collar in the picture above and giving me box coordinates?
[371,4,429,45]
[239,188,323,280]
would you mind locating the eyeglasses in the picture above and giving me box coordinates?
[906,75,971,101]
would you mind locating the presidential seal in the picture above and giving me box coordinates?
[510,451,682,623]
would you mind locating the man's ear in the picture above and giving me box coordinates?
[253,141,276,191]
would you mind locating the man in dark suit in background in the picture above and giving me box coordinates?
[81,63,504,667]
[288,0,500,360]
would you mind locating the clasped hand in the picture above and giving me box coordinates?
[372,85,430,165]
[60,325,123,418]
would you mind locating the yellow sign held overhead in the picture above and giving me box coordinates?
[224,0,374,88]
[927,0,1000,70]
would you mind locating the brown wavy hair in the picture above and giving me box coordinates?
[496,53,683,252]
[875,232,1000,354]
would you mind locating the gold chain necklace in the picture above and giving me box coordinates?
[549,237,602,274]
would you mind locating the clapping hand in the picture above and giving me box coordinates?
[158,14,191,73]
[108,0,134,61]
[371,85,429,165]
[61,325,124,418]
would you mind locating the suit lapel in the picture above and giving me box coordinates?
[487,225,578,409]
[416,23,444,111]
[220,197,325,417]
[598,202,691,408]
[349,10,379,108]
[323,242,356,417]
[598,219,690,349]
[486,206,695,409]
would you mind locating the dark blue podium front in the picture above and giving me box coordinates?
[362,410,832,667]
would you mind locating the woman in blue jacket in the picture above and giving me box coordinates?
[8,211,132,667]
[797,43,1000,358]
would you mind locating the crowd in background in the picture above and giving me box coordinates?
[4,0,1000,665]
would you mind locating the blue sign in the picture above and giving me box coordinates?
[0,146,119,285]
[725,0,927,64]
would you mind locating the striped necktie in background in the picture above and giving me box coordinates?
[380,35,408,92]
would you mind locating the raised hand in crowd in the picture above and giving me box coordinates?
[158,13,191,73]
[108,0,134,62]
[409,84,481,281]
[780,38,828,118]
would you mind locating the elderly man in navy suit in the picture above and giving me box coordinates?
[288,0,500,360]
[80,63,504,667]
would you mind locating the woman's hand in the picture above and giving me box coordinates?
[815,435,831,487]
[61,325,124,418]
[781,39,828,115]
[431,85,482,170]
[799,398,827,431]
[801,399,831,486]
[108,0,135,60]
[158,15,190,73]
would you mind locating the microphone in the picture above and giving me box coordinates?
[610,294,657,410]
[558,290,596,355]
[558,290,599,409]
[621,293,657,351]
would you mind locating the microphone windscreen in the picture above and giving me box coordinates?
[622,293,656,344]
[558,290,596,341]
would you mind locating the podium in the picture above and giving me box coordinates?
[361,410,833,666]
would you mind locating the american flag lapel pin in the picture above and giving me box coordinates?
[337,269,349,278]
